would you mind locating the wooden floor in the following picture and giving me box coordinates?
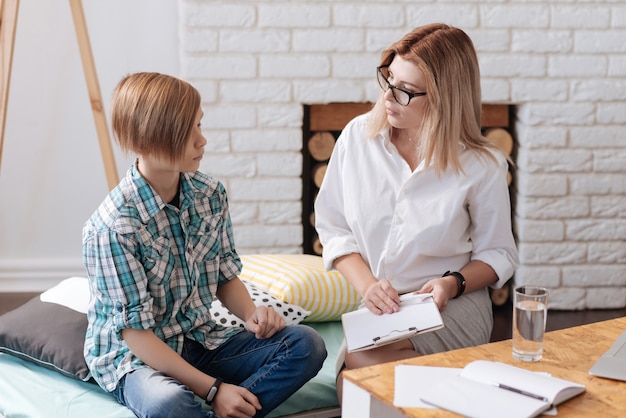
[1,292,625,343]
[0,292,40,316]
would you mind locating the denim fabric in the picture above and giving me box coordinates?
[115,367,213,417]
[114,325,327,418]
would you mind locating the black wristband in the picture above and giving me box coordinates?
[443,271,466,299]
[206,378,223,404]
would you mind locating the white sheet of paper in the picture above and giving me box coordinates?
[394,365,461,408]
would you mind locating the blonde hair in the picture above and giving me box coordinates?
[111,72,201,162]
[368,23,499,174]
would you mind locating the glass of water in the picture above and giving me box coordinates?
[512,286,548,362]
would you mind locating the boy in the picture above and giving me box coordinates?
[83,72,326,418]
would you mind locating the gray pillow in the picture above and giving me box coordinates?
[0,297,91,381]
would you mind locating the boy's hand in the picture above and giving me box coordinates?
[244,305,285,339]
[212,383,261,418]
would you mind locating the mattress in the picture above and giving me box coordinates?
[0,321,342,418]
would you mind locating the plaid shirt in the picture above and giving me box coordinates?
[82,163,243,392]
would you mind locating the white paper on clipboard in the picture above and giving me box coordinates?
[341,293,444,352]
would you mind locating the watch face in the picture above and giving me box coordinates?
[207,386,216,400]
[206,378,223,403]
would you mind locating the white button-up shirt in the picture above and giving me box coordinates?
[315,114,519,294]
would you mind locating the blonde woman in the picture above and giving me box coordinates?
[315,23,519,398]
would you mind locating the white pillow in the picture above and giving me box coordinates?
[40,276,90,313]
[210,280,310,328]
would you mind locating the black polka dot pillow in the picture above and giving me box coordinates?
[210,280,310,328]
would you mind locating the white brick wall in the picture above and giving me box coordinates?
[179,0,626,309]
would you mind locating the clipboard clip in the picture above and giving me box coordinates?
[372,327,418,345]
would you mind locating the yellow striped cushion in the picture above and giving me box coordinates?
[239,254,361,322]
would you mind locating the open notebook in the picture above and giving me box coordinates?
[420,360,585,418]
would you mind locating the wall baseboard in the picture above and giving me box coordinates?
[0,258,85,292]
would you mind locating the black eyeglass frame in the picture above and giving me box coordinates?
[376,66,427,106]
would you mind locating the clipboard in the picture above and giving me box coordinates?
[341,293,444,352]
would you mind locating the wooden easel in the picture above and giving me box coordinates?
[0,0,18,176]
[0,0,118,190]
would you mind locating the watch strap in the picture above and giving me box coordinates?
[443,271,466,299]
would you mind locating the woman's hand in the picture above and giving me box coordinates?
[362,279,401,315]
[418,276,458,311]
[244,305,285,339]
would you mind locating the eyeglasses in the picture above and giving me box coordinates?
[376,66,427,106]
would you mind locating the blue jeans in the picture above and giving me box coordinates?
[113,325,326,418]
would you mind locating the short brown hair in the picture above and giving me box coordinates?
[111,72,201,162]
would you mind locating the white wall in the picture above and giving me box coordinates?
[0,0,178,291]
[3,1,626,310]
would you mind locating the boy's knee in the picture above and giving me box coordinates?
[290,325,327,366]
[123,369,205,418]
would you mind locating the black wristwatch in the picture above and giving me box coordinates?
[443,271,466,299]
[206,378,223,404]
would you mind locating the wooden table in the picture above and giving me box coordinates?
[342,316,626,417]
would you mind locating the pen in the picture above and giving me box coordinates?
[494,382,549,403]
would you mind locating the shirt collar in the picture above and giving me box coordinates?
[128,161,207,223]
[381,128,468,157]
[129,162,164,223]
[381,129,396,154]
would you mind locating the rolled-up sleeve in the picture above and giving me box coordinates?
[83,228,155,339]
[468,156,519,288]
[314,135,361,271]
